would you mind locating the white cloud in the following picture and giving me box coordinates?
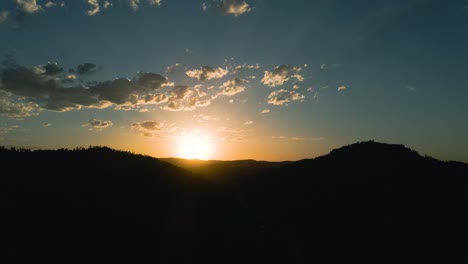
[147,0,161,6]
[45,1,55,8]
[267,89,305,105]
[0,11,9,23]
[166,63,180,73]
[186,66,228,81]
[16,0,41,14]
[244,120,254,125]
[337,86,347,91]
[203,0,251,17]
[84,119,113,130]
[261,65,303,87]
[405,85,416,91]
[87,0,100,16]
[103,1,113,8]
[261,109,270,114]
[64,74,77,82]
[293,85,299,90]
[129,0,140,10]
[221,0,251,16]
[0,91,39,117]
[218,78,247,96]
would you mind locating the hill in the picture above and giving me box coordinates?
[160,157,292,178]
[1,142,467,263]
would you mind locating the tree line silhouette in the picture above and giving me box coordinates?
[2,141,467,263]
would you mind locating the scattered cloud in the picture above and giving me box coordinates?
[42,122,51,126]
[405,85,416,91]
[337,86,347,91]
[203,0,252,17]
[0,11,9,23]
[267,89,305,105]
[147,0,162,6]
[229,99,234,103]
[166,63,180,74]
[261,65,304,87]
[63,74,77,82]
[87,0,100,16]
[129,0,161,11]
[0,62,174,113]
[0,90,39,117]
[103,1,113,8]
[45,1,55,8]
[0,125,18,134]
[261,109,270,114]
[186,66,228,81]
[293,84,299,90]
[132,120,164,136]
[194,114,219,122]
[218,78,247,96]
[43,62,63,75]
[16,0,42,14]
[77,63,98,75]
[244,120,254,125]
[83,119,113,130]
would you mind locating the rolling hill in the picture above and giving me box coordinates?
[1,142,467,263]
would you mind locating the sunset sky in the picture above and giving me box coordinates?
[1,0,467,161]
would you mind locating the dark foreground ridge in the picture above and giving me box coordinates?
[2,142,467,263]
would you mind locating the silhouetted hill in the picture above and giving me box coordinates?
[160,157,292,178]
[1,142,467,263]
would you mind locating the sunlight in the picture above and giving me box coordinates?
[175,134,215,160]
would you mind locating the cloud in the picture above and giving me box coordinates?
[166,63,180,74]
[147,0,161,6]
[77,63,98,75]
[45,1,55,8]
[132,120,163,136]
[244,120,253,125]
[132,120,162,131]
[0,11,10,23]
[168,85,192,100]
[0,125,17,134]
[16,0,42,14]
[0,62,173,113]
[42,122,51,126]
[261,109,270,114]
[83,119,113,130]
[186,66,228,81]
[203,0,252,17]
[128,0,161,10]
[86,0,100,16]
[64,74,77,82]
[103,1,113,8]
[0,92,39,117]
[405,85,416,91]
[221,0,251,16]
[43,62,63,75]
[261,65,304,87]
[194,114,219,121]
[218,78,247,96]
[337,86,347,91]
[267,89,305,105]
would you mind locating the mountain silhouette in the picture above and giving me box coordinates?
[1,142,467,263]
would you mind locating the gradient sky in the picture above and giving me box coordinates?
[1,0,467,161]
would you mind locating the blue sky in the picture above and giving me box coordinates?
[1,0,467,161]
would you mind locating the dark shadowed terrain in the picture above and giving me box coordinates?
[2,142,467,263]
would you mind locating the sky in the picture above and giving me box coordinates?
[0,0,467,161]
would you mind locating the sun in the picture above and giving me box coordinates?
[175,134,215,160]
